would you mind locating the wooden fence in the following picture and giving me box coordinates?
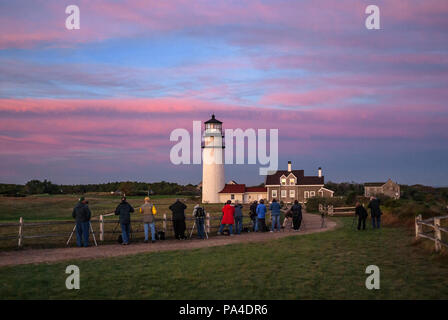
[415,214,448,252]
[0,212,254,249]
[319,204,355,217]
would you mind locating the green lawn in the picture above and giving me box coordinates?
[1,218,447,299]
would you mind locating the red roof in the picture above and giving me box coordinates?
[219,184,246,193]
[219,184,267,193]
[245,186,267,192]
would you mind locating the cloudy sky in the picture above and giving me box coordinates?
[0,0,447,186]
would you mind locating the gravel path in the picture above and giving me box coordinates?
[0,213,336,267]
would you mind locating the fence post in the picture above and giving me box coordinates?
[206,212,210,234]
[415,214,422,239]
[18,217,23,248]
[99,215,104,242]
[327,205,334,216]
[434,217,441,252]
[163,213,167,233]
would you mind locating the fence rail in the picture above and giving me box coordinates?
[319,204,355,217]
[415,214,448,252]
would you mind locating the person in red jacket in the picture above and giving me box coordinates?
[217,200,235,236]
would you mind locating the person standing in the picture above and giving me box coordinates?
[355,201,368,230]
[256,199,267,232]
[218,200,235,236]
[368,196,382,229]
[234,200,243,235]
[72,197,91,247]
[192,204,206,239]
[115,196,134,245]
[139,197,157,243]
[249,200,258,232]
[291,200,303,231]
[269,198,281,232]
[169,199,187,239]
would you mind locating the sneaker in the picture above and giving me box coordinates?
[230,234,234,237]
[217,232,222,235]
[270,230,274,233]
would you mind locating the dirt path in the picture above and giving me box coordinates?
[0,213,336,267]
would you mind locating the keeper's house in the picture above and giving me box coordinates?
[364,179,400,199]
[265,161,334,203]
[218,161,334,204]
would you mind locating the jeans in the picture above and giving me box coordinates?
[144,222,156,241]
[257,218,266,232]
[218,224,233,235]
[372,216,381,229]
[234,216,243,234]
[121,223,131,244]
[196,218,205,239]
[253,218,258,232]
[76,221,90,247]
[271,215,280,231]
[358,217,366,230]
[293,216,302,230]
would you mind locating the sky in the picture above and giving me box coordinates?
[0,0,447,186]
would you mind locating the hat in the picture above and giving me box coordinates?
[79,197,85,202]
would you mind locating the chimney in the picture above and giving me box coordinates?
[288,161,292,172]
[318,167,322,178]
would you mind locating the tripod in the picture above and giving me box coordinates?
[66,222,98,247]
[189,217,208,239]
[320,213,327,228]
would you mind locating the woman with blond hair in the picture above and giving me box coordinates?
[139,197,157,243]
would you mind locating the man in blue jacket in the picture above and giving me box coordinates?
[256,199,267,232]
[269,198,281,232]
[115,197,134,245]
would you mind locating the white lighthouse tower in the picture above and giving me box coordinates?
[202,114,225,203]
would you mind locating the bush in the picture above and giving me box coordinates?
[305,197,346,213]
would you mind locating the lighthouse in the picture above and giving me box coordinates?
[202,114,225,203]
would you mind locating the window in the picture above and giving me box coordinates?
[304,191,309,199]
[281,178,286,186]
[290,190,295,198]
[272,190,277,198]
[310,191,315,197]
[281,190,287,198]
[289,178,295,185]
[231,194,235,200]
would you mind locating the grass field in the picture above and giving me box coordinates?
[1,217,447,299]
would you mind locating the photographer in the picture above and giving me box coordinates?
[169,199,187,240]
[72,196,92,247]
[355,201,368,230]
[256,199,267,232]
[291,200,303,231]
[115,196,134,245]
[249,200,258,231]
[192,204,206,239]
[139,197,157,243]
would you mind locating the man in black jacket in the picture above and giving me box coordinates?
[115,197,134,245]
[355,202,368,230]
[72,197,92,247]
[291,200,303,231]
[368,197,382,229]
[169,199,187,239]
[249,201,258,232]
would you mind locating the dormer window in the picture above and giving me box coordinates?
[281,178,286,186]
[289,178,295,185]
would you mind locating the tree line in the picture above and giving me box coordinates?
[0,180,200,196]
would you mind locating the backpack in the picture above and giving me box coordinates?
[157,231,165,240]
[195,206,205,218]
